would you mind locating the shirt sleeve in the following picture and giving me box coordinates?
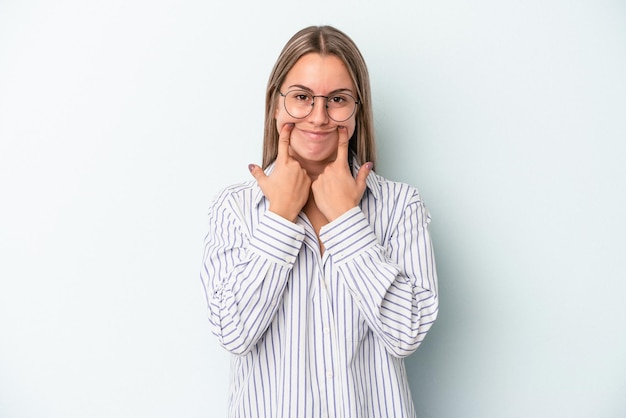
[319,192,439,358]
[200,190,305,356]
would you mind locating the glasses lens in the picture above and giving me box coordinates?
[284,91,313,119]
[326,93,357,122]
[284,90,357,122]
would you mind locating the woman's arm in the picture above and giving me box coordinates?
[200,190,305,356]
[319,190,438,358]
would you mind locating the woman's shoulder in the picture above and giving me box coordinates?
[208,179,261,211]
[218,179,258,195]
[368,170,424,204]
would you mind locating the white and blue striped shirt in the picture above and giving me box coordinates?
[200,161,438,418]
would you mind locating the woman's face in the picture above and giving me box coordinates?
[275,53,357,166]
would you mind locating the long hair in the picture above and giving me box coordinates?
[262,26,376,169]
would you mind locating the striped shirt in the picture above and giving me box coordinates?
[200,160,438,418]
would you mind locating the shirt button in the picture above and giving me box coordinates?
[295,234,304,241]
[284,256,293,263]
[326,370,333,378]
[323,327,330,334]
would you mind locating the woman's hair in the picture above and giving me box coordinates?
[262,26,376,169]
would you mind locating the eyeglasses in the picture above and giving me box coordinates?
[278,89,360,122]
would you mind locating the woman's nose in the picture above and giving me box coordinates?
[308,98,329,124]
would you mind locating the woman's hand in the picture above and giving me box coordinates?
[312,126,372,221]
[248,123,311,222]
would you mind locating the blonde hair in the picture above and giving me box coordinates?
[262,26,376,169]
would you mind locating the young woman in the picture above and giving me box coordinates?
[201,25,438,418]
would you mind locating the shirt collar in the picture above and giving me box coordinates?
[253,155,380,207]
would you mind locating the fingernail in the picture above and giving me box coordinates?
[365,162,373,170]
[248,164,255,172]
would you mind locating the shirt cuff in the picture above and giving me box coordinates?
[249,210,305,265]
[319,207,378,263]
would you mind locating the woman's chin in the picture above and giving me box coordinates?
[290,145,337,165]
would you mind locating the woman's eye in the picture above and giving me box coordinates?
[330,96,346,104]
[294,94,311,101]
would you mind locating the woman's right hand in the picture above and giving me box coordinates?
[248,123,311,222]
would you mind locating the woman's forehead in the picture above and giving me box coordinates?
[283,53,355,93]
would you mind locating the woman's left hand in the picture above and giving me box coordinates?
[311,126,373,221]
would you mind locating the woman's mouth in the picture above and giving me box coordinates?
[299,128,335,141]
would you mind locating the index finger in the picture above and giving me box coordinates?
[334,126,350,166]
[276,123,294,162]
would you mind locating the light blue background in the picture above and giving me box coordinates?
[1,1,625,417]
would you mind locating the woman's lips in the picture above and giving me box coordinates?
[299,128,335,141]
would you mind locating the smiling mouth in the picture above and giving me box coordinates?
[300,128,335,140]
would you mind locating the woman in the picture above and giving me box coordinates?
[200,25,438,418]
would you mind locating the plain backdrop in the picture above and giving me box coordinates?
[1,0,625,417]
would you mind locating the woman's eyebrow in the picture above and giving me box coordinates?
[287,84,355,95]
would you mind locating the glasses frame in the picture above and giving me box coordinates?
[278,89,360,123]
